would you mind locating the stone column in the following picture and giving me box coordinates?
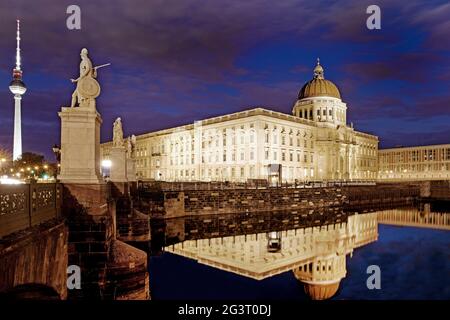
[110,146,128,182]
[333,107,337,125]
[58,106,103,184]
[126,158,137,182]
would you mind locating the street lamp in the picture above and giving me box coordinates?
[52,144,61,162]
[52,144,61,178]
[101,159,112,179]
[102,159,112,168]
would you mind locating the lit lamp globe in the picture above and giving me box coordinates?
[102,159,112,168]
[101,159,112,179]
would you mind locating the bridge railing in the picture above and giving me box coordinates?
[429,181,450,199]
[137,179,377,192]
[0,182,61,239]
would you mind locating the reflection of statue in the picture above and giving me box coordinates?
[113,117,124,147]
[70,48,110,108]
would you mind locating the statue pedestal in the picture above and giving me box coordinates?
[58,106,103,184]
[110,146,128,182]
[126,158,137,182]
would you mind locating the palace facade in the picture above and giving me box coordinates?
[101,60,379,182]
[378,144,450,181]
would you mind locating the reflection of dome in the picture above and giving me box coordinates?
[303,281,341,300]
[298,58,341,100]
[293,252,346,300]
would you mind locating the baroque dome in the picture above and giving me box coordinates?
[298,59,341,100]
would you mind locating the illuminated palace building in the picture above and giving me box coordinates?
[378,144,450,181]
[101,60,448,182]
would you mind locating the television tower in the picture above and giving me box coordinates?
[9,19,27,161]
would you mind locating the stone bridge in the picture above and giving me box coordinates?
[0,181,150,300]
[0,183,67,299]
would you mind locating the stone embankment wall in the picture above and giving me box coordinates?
[419,180,450,199]
[343,183,420,211]
[139,183,422,218]
[140,187,345,218]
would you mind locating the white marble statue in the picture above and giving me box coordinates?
[113,117,124,147]
[131,135,136,157]
[70,48,109,108]
[126,136,132,158]
[126,135,137,158]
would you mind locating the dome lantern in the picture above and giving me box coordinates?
[313,58,324,79]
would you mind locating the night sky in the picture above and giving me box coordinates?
[0,0,449,160]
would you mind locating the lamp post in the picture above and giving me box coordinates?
[52,144,61,179]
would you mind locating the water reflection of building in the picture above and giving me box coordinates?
[165,212,378,300]
[378,206,450,231]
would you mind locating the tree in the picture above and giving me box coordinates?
[11,152,54,180]
[0,148,11,159]
[0,148,12,175]
[15,152,45,165]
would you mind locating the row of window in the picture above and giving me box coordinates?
[357,158,377,168]
[136,123,319,155]
[380,148,450,163]
[380,163,450,172]
[167,150,316,166]
[167,133,316,150]
[166,166,316,180]
[137,136,377,158]
[296,107,346,122]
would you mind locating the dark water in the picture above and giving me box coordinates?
[339,225,450,300]
[149,224,450,300]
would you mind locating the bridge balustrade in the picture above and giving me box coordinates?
[0,182,61,238]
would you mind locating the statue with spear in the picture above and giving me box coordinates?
[70,48,110,108]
